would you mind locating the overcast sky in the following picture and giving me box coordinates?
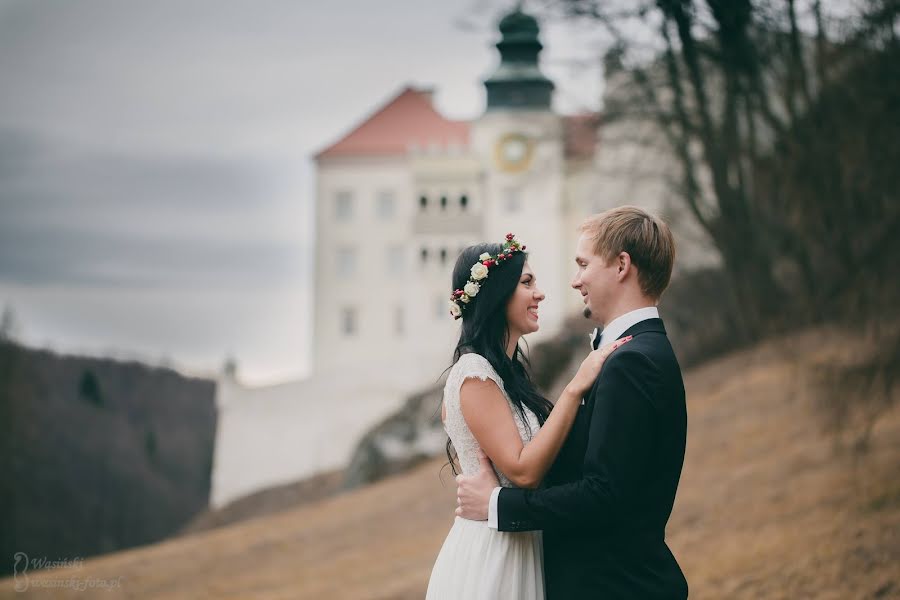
[0,0,606,385]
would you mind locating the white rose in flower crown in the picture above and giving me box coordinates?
[459,294,471,303]
[470,263,489,280]
[479,252,491,261]
[463,281,480,297]
[448,301,462,318]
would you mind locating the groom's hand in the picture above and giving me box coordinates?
[455,449,499,521]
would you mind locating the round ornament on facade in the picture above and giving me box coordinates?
[494,132,535,173]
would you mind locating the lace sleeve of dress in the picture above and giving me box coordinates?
[455,353,504,393]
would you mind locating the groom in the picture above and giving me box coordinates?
[456,206,689,599]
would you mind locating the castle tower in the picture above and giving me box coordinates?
[471,7,569,340]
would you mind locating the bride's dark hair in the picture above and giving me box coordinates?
[444,243,554,475]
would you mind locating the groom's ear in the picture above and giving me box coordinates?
[616,251,633,279]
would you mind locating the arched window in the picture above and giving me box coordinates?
[440,195,448,210]
[440,248,447,264]
[419,195,428,211]
[420,247,429,265]
[459,194,469,210]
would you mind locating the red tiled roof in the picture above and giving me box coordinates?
[315,87,470,159]
[563,114,599,160]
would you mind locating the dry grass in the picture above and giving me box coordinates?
[3,326,898,599]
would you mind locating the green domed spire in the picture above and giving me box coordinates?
[498,10,539,41]
[484,7,554,111]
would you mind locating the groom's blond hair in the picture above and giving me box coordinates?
[579,206,676,300]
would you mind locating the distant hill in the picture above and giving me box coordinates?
[0,341,217,576]
[182,468,344,535]
[4,326,896,599]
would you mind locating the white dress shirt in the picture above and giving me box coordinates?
[486,306,660,528]
[597,305,659,347]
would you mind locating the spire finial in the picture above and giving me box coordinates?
[483,5,554,111]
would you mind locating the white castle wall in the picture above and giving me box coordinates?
[313,156,417,374]
[210,350,449,507]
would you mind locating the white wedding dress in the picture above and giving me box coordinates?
[426,353,545,600]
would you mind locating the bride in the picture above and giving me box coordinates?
[425,234,630,599]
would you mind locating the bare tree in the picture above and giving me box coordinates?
[522,0,900,444]
[222,354,239,380]
[540,0,899,338]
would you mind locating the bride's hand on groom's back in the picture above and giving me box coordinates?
[565,336,633,397]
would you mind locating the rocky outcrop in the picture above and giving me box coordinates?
[342,384,447,491]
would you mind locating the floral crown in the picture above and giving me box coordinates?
[449,233,526,320]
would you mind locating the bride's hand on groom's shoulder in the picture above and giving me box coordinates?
[565,336,633,398]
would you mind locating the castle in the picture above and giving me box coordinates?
[312,9,603,380]
[211,8,713,507]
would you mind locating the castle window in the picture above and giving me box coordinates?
[394,306,404,336]
[419,195,428,211]
[377,190,395,219]
[420,247,429,265]
[440,248,447,265]
[335,190,354,221]
[440,195,448,210]
[341,307,357,336]
[504,188,521,213]
[336,246,357,276]
[387,245,405,274]
[460,194,469,210]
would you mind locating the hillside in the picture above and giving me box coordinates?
[2,326,897,599]
[181,468,345,535]
[0,341,216,577]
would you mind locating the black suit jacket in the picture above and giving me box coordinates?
[497,318,688,599]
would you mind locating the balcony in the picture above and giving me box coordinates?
[412,211,483,235]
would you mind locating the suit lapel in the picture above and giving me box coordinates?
[580,318,666,408]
